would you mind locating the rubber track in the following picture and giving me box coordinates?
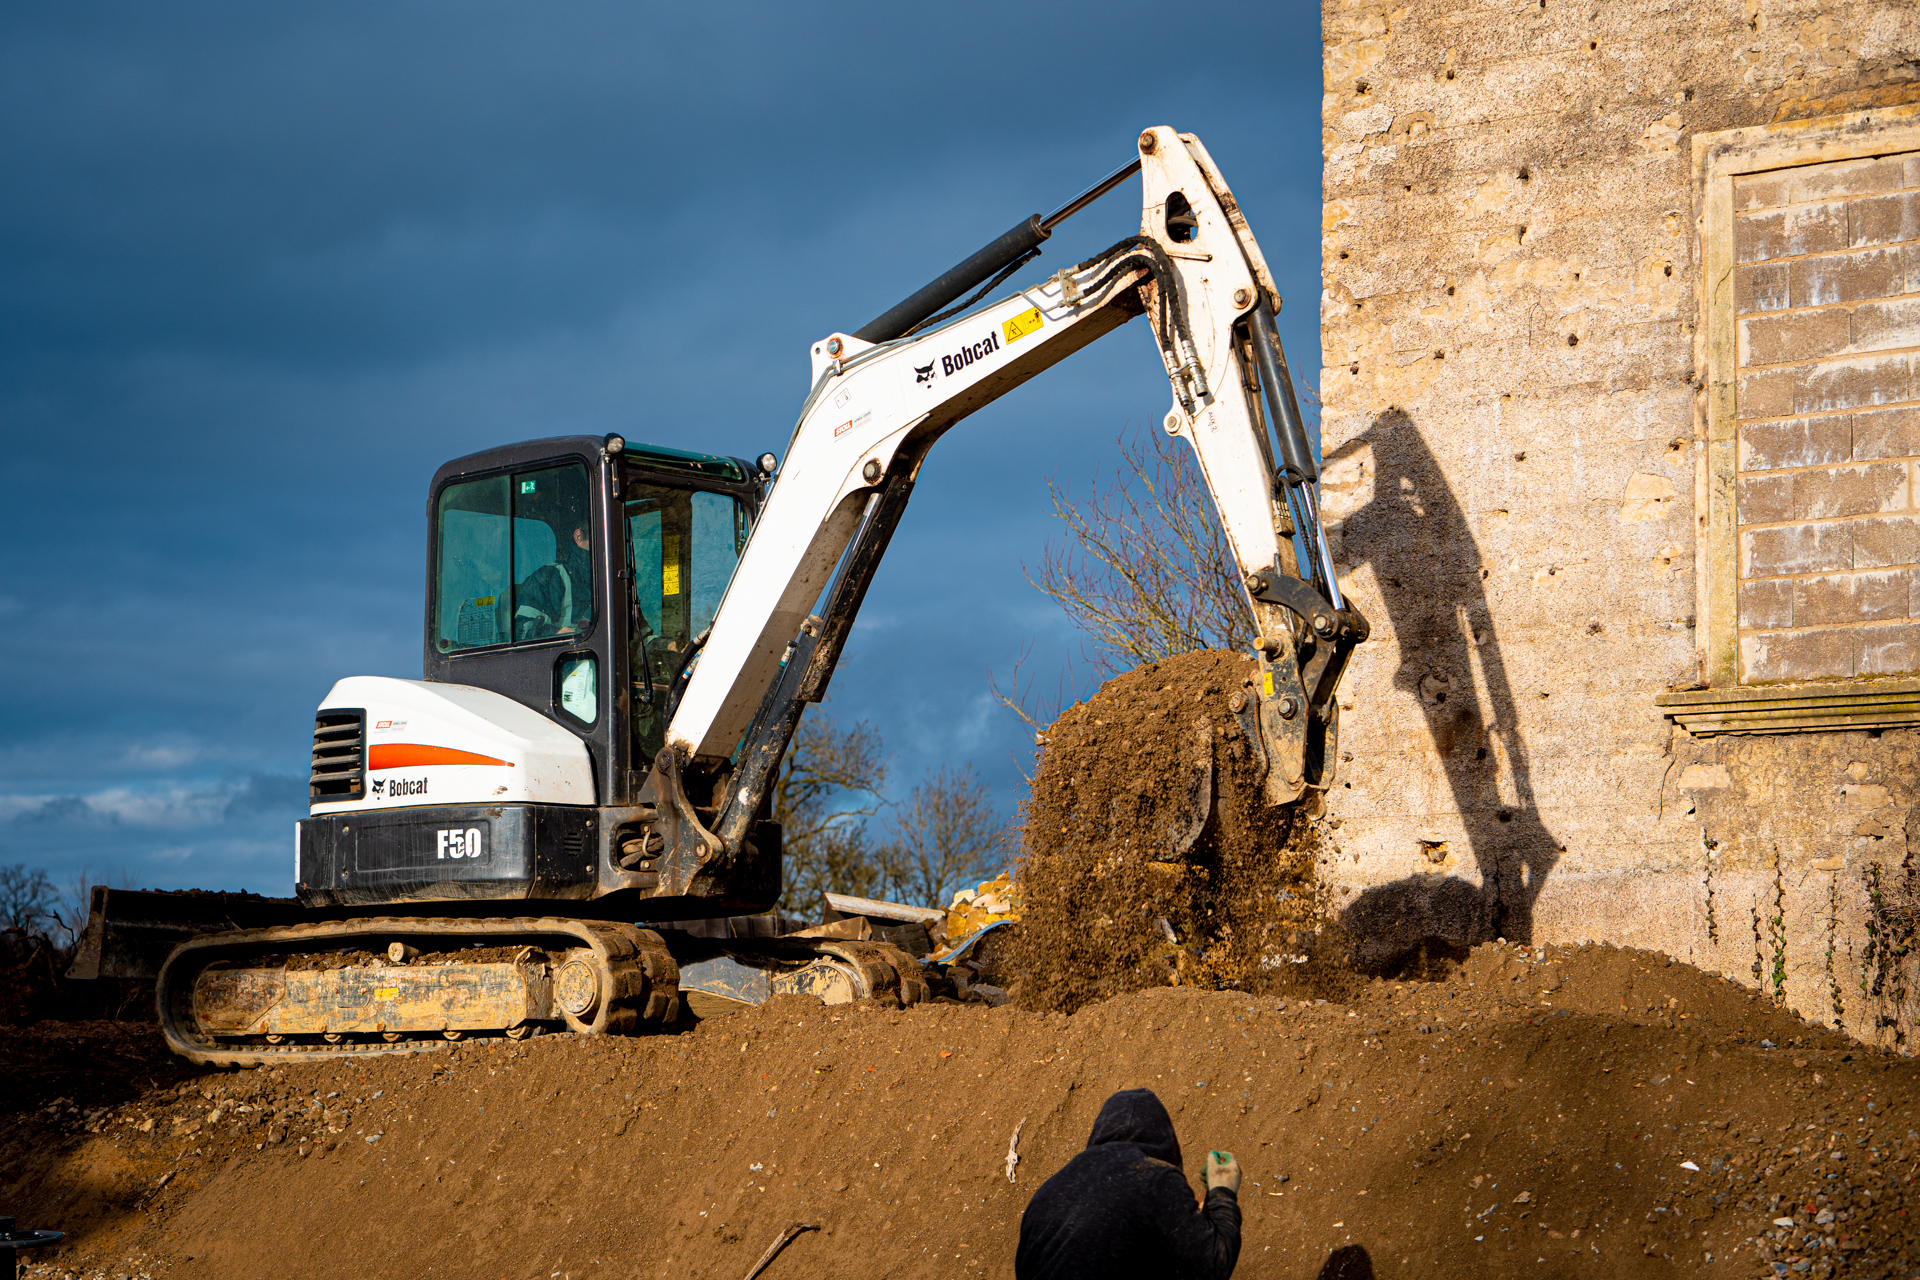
[157,916,679,1069]
[813,941,932,1007]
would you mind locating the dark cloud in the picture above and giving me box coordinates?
[0,0,1325,894]
[222,773,306,822]
[11,797,100,828]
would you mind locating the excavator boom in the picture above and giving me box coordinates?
[652,126,1364,882]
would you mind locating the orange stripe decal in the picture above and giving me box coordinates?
[368,743,513,770]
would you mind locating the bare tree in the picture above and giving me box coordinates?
[772,714,1012,914]
[1,864,63,1025]
[878,764,1009,909]
[0,864,54,934]
[1026,429,1256,677]
[49,867,135,952]
[774,711,891,914]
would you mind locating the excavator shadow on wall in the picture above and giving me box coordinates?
[1321,408,1564,972]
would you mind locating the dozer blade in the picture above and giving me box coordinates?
[67,886,305,981]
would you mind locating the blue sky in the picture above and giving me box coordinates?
[0,1,1325,897]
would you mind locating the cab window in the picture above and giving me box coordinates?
[627,484,750,760]
[435,463,595,652]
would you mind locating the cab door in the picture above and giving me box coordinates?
[622,480,753,767]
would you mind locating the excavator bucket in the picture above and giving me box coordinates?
[1163,719,1215,858]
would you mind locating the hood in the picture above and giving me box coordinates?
[1085,1088,1182,1168]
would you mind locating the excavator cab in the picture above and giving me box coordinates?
[421,434,764,813]
[424,435,760,805]
[290,434,778,917]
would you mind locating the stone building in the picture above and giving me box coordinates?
[1314,0,1920,1043]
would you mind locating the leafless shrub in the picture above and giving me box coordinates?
[1024,429,1256,678]
[50,867,138,952]
[1876,866,1920,935]
[774,713,1011,914]
[1,864,82,1024]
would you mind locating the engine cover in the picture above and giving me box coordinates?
[309,676,594,815]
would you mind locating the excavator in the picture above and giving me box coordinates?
[70,127,1367,1066]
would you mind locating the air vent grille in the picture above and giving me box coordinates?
[561,829,588,860]
[310,708,367,800]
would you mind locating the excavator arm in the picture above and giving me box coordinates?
[651,126,1368,882]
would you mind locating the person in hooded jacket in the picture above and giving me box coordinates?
[1014,1087,1241,1280]
[517,521,593,639]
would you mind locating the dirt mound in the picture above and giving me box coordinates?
[1011,650,1329,1012]
[10,943,1920,1280]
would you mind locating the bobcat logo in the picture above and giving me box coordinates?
[370,778,386,796]
[914,361,936,387]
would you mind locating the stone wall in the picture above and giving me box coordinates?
[1314,0,1920,1044]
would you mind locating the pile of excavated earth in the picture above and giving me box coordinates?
[1012,650,1325,1011]
[10,651,1920,1279]
[8,942,1920,1280]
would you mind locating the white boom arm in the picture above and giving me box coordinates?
[656,127,1363,857]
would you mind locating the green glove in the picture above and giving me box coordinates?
[1204,1149,1241,1194]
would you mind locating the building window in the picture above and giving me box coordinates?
[1662,104,1920,735]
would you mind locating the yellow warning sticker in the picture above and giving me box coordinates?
[1261,671,1275,699]
[1002,307,1044,345]
[662,562,681,596]
[474,596,495,607]
[374,987,398,1001]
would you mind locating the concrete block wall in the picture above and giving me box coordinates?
[1314,0,1920,1045]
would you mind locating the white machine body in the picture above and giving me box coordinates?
[308,676,595,815]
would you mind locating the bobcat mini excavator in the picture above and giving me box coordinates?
[72,127,1367,1066]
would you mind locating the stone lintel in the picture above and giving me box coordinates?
[1657,676,1920,735]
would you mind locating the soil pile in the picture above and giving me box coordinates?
[13,942,1914,1280]
[1012,650,1326,1012]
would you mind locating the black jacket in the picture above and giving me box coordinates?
[1015,1089,1240,1280]
[515,545,591,639]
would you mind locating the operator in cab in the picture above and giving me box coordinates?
[1014,1088,1241,1280]
[516,510,593,639]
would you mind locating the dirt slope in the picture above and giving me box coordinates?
[8,941,1920,1280]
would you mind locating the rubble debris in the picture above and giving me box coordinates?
[932,916,1020,1006]
[809,893,946,956]
[944,873,1022,943]
[821,894,945,930]
[783,918,874,942]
